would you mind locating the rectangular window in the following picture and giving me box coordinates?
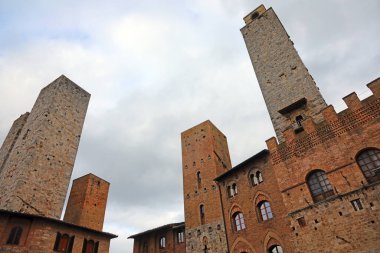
[296,217,306,227]
[177,231,184,243]
[351,199,363,211]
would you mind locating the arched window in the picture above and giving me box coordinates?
[7,226,22,245]
[53,233,75,252]
[82,239,99,253]
[269,245,283,253]
[307,170,334,202]
[233,212,246,231]
[250,170,263,186]
[159,237,166,249]
[258,201,273,221]
[228,183,238,197]
[200,204,205,224]
[356,148,380,183]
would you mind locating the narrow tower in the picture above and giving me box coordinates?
[64,174,110,231]
[0,75,90,219]
[182,120,231,253]
[241,5,327,142]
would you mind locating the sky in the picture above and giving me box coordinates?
[0,0,379,252]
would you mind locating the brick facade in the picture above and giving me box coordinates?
[64,174,110,231]
[130,4,380,253]
[129,223,185,253]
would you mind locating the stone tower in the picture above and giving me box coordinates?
[241,5,327,142]
[0,75,90,219]
[181,120,231,253]
[64,174,110,231]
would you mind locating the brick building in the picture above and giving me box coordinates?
[130,4,380,253]
[0,75,117,252]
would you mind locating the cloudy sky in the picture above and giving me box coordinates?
[0,0,379,252]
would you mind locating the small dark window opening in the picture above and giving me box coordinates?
[351,199,363,211]
[297,217,306,227]
[251,12,260,20]
[197,171,202,186]
[295,115,303,127]
[7,226,22,245]
[200,204,205,225]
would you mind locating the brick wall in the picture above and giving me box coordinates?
[181,120,230,253]
[0,212,114,253]
[64,174,110,231]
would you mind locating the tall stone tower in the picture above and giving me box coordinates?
[241,5,327,142]
[181,120,231,253]
[0,75,90,219]
[64,174,110,231]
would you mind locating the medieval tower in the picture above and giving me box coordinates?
[181,120,232,253]
[0,75,90,219]
[241,5,327,142]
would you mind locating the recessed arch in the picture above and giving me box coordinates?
[231,237,256,253]
[263,231,284,253]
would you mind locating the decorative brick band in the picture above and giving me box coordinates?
[271,97,380,165]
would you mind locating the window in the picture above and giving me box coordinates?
[200,204,205,224]
[356,148,380,183]
[53,233,75,252]
[177,231,184,243]
[203,245,209,253]
[250,170,263,186]
[197,171,202,186]
[233,212,246,231]
[82,239,99,253]
[159,237,166,249]
[228,183,238,197]
[307,170,334,202]
[142,241,148,253]
[7,226,22,245]
[351,199,363,211]
[258,201,273,221]
[297,217,306,227]
[295,115,303,127]
[269,245,283,253]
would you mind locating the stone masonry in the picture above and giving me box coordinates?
[0,75,90,219]
[64,174,110,231]
[181,120,231,253]
[241,5,327,142]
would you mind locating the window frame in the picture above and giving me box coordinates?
[159,236,166,249]
[6,226,23,245]
[232,212,246,231]
[356,148,380,183]
[306,170,334,203]
[258,201,273,221]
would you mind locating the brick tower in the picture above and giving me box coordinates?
[181,120,231,253]
[64,174,110,231]
[241,5,327,142]
[0,75,90,219]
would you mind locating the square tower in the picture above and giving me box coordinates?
[0,75,90,219]
[181,120,231,253]
[241,5,327,142]
[64,174,110,231]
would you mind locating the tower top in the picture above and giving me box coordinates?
[241,6,327,142]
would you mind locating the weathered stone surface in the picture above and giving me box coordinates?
[241,6,327,142]
[0,75,90,219]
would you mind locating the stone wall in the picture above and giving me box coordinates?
[241,6,327,142]
[0,75,90,219]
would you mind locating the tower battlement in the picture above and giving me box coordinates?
[266,77,380,165]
